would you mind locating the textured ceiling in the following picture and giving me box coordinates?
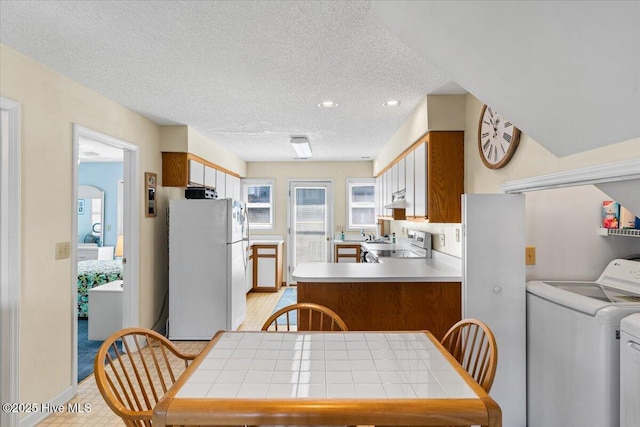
[0,0,465,162]
[371,1,640,157]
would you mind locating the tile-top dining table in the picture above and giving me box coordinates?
[152,330,501,426]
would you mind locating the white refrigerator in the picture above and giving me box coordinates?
[462,194,526,427]
[168,198,248,340]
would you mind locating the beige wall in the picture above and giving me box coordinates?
[246,161,373,274]
[374,98,428,174]
[373,94,466,175]
[463,93,640,278]
[187,127,247,176]
[0,44,167,406]
[159,125,188,152]
[464,94,640,193]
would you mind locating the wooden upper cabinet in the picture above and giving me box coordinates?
[423,131,464,223]
[162,152,191,187]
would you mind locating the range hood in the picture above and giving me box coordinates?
[385,190,406,209]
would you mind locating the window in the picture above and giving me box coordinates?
[243,179,274,230]
[347,178,376,229]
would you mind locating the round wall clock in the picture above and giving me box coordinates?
[478,104,521,169]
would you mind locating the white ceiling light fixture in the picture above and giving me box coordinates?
[318,100,338,109]
[290,136,312,158]
[383,100,401,107]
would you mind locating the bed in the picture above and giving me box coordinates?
[77,259,123,318]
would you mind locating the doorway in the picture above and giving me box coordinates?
[287,181,333,284]
[72,125,140,389]
[1,97,20,427]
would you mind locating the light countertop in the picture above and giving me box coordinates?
[175,331,475,399]
[333,240,366,245]
[250,240,284,246]
[292,251,461,283]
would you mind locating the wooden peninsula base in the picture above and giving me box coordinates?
[297,281,461,340]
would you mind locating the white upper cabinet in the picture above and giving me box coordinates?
[397,157,406,192]
[414,141,427,217]
[216,169,226,198]
[385,168,393,210]
[204,165,217,188]
[405,149,415,217]
[376,175,382,216]
[390,163,399,194]
[188,159,204,185]
[229,175,241,201]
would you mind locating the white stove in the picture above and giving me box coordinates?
[364,230,431,263]
[527,258,640,427]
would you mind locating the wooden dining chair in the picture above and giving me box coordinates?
[441,318,498,392]
[262,302,348,331]
[94,327,200,426]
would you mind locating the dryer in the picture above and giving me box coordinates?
[620,313,640,427]
[527,258,640,427]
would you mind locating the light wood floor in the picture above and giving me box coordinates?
[38,288,285,426]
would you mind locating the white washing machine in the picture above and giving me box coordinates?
[527,258,640,427]
[620,313,640,427]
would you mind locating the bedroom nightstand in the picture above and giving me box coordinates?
[88,280,123,340]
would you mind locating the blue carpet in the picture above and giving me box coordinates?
[77,319,116,382]
[77,319,100,381]
[272,286,297,325]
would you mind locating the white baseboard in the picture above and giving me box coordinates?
[20,386,75,427]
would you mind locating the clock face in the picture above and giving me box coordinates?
[478,104,521,169]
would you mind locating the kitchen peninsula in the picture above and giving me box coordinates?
[292,252,461,340]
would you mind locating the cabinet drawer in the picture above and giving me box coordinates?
[78,252,95,261]
[256,247,277,256]
[337,247,358,255]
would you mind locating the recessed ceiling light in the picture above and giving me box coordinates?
[383,100,401,107]
[361,156,371,159]
[318,101,337,109]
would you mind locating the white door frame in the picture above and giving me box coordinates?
[0,97,21,427]
[287,180,334,284]
[71,124,140,389]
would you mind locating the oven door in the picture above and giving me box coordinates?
[363,251,378,263]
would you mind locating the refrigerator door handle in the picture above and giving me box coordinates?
[243,239,248,271]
